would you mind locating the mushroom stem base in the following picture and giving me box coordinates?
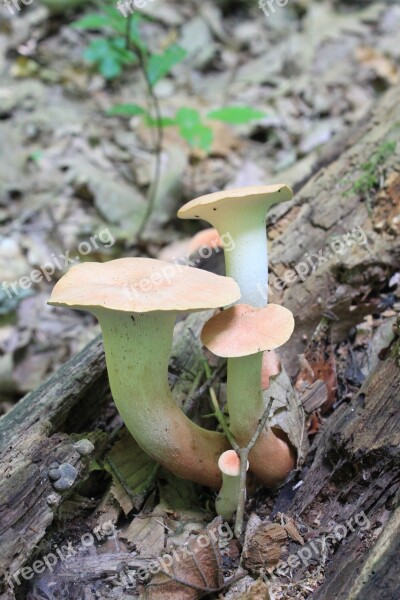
[96,310,229,488]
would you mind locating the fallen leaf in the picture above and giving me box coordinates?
[105,429,160,515]
[356,46,399,85]
[143,517,225,599]
[243,521,287,572]
[295,318,337,413]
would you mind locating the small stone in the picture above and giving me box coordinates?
[51,463,78,491]
[48,466,61,481]
[46,493,59,506]
[73,439,95,456]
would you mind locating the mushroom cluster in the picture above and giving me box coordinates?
[178,185,296,516]
[49,184,295,517]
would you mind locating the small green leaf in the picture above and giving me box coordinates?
[100,55,123,80]
[175,107,201,128]
[183,124,213,151]
[107,103,147,117]
[175,108,213,152]
[72,14,110,30]
[84,38,136,80]
[146,44,186,86]
[207,106,266,124]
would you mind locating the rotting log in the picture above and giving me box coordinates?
[0,311,211,596]
[267,84,400,374]
[271,338,400,600]
[0,337,109,586]
[0,84,400,598]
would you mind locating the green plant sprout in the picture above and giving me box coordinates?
[72,7,267,234]
[346,141,396,215]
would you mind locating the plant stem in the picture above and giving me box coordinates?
[234,397,274,538]
[125,15,163,240]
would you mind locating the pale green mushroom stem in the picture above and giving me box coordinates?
[211,207,269,307]
[94,309,229,489]
[215,472,241,522]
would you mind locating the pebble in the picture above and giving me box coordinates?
[73,439,95,456]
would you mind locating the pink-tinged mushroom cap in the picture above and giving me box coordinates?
[201,304,295,358]
[218,449,248,476]
[49,257,240,314]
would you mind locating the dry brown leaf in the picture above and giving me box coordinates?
[142,517,225,599]
[295,319,337,413]
[243,522,287,572]
[240,579,271,600]
[122,511,165,557]
[279,516,304,546]
[356,46,399,85]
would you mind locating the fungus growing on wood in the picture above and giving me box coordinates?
[49,258,240,488]
[178,184,293,306]
[215,450,248,522]
[202,303,296,485]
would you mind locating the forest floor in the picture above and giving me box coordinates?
[0,1,400,599]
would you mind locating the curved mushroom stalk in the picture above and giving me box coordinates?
[96,310,230,488]
[49,258,241,489]
[178,185,293,307]
[227,354,295,485]
[215,450,248,522]
[202,304,296,485]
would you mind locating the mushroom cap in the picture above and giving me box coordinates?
[48,258,241,314]
[201,304,294,358]
[177,184,293,221]
[218,450,242,476]
[218,449,249,476]
[188,228,222,254]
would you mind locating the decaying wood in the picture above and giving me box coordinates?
[0,337,109,585]
[0,312,211,596]
[272,339,400,599]
[0,83,400,598]
[268,84,400,374]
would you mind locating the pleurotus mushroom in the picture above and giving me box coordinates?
[49,258,240,488]
[202,303,296,486]
[177,185,293,307]
[215,450,248,522]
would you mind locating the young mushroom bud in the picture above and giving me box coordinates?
[202,304,296,486]
[215,450,248,522]
[49,258,240,489]
[178,185,293,307]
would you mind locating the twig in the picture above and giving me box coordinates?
[234,396,274,538]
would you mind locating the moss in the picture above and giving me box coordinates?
[346,141,397,199]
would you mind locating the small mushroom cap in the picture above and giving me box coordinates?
[218,449,249,476]
[202,304,294,358]
[49,258,240,314]
[177,184,293,221]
